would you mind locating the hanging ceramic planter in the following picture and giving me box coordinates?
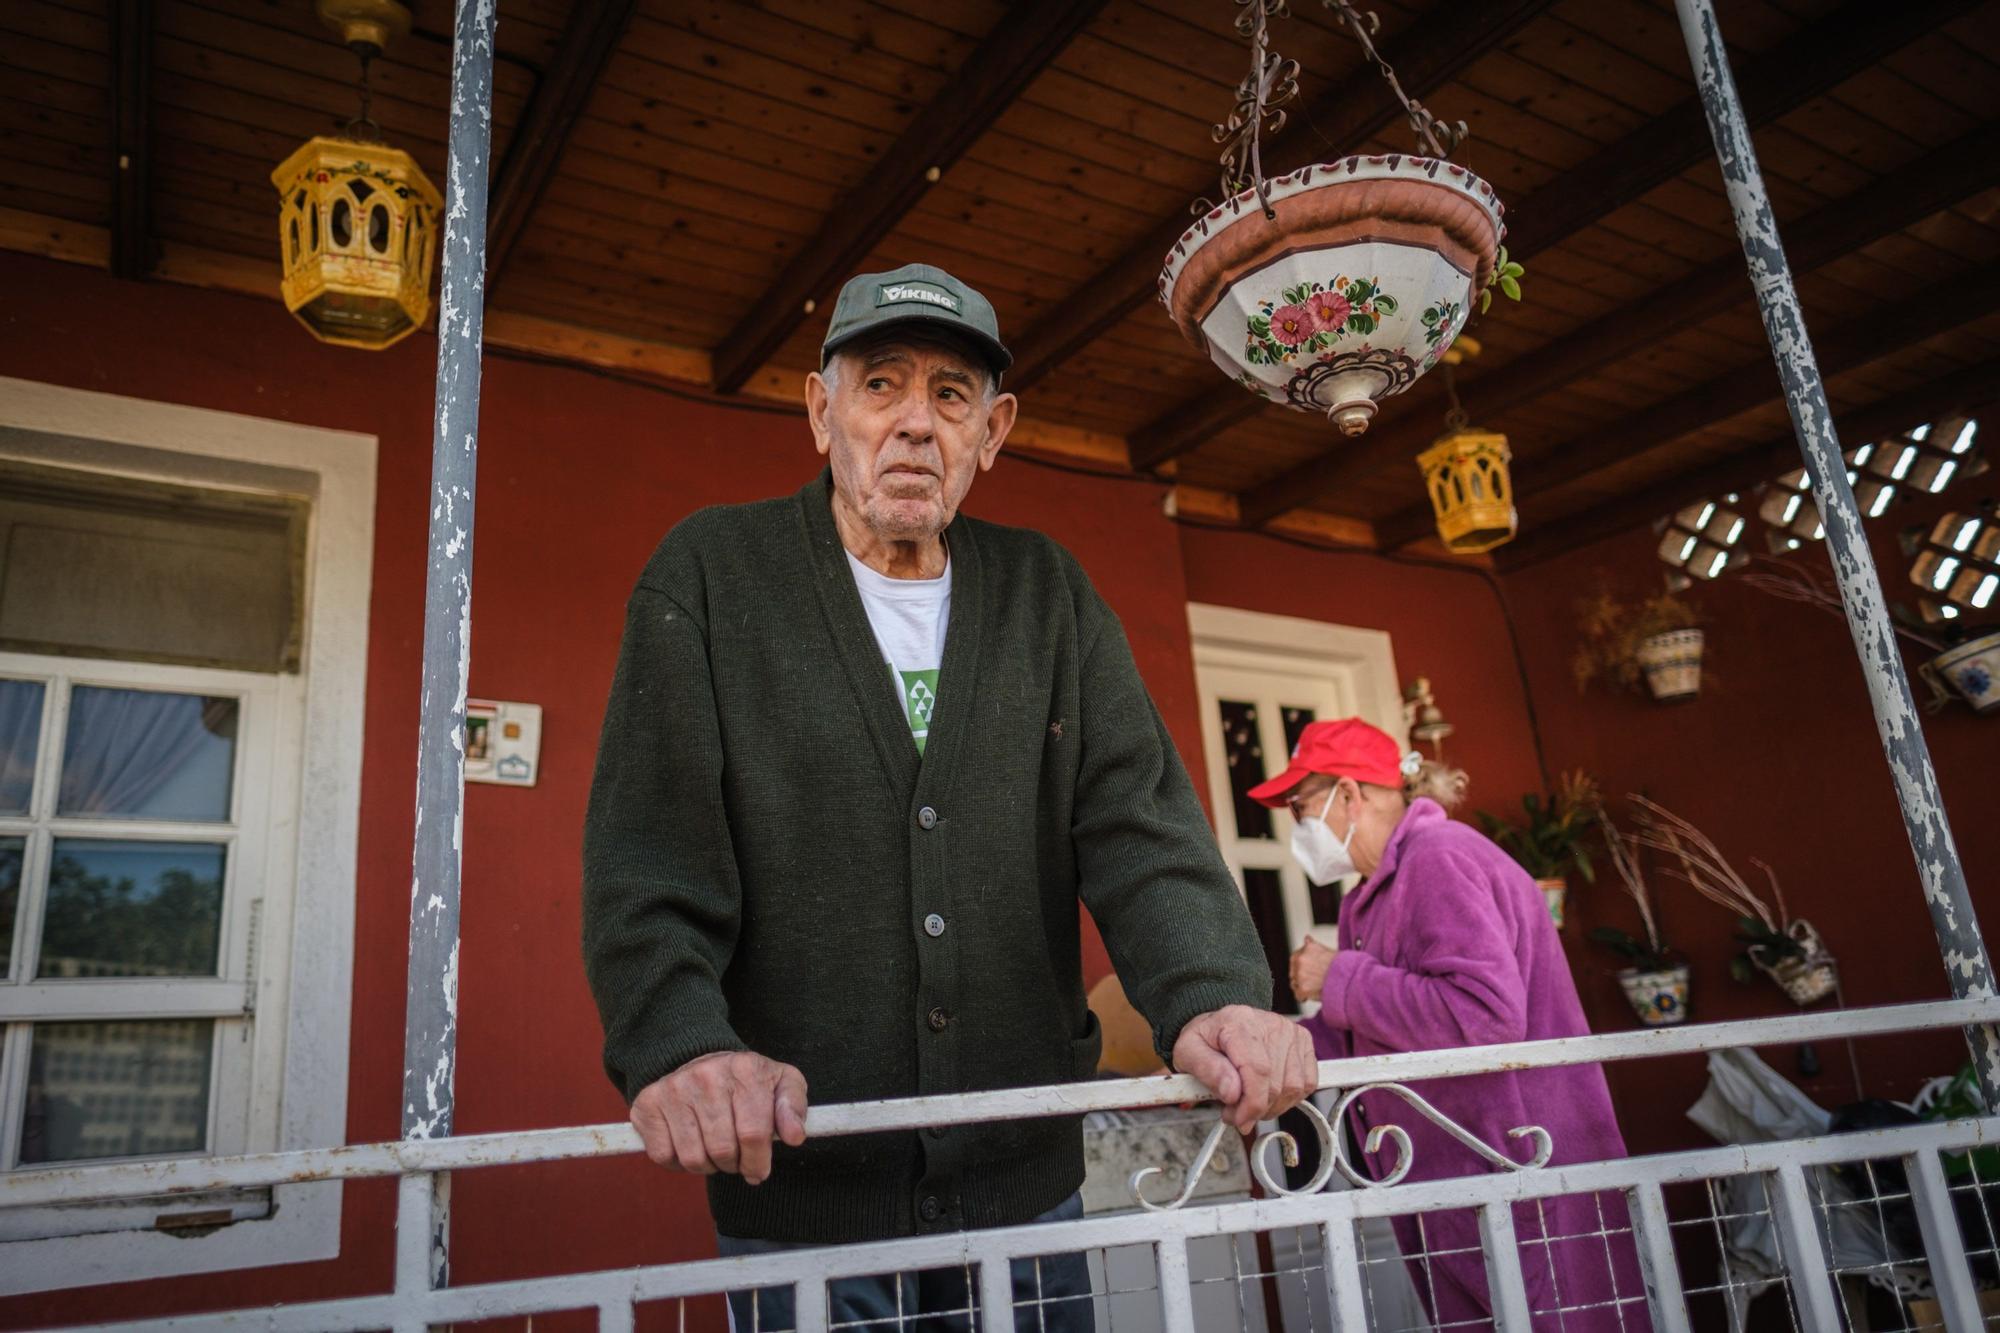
[1161,0,1509,437]
[1618,964,1691,1026]
[1750,919,1839,1006]
[1161,157,1503,436]
[1637,628,1705,702]
[1534,876,1567,930]
[1920,630,2000,714]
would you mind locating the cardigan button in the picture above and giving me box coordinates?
[918,1195,942,1222]
[927,1006,950,1032]
[918,806,938,830]
[924,913,946,937]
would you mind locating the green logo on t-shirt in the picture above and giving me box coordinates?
[901,670,939,753]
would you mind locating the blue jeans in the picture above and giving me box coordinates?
[719,1192,1096,1332]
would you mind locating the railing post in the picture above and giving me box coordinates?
[1626,1182,1693,1333]
[1671,0,2000,1102]
[1317,1219,1373,1331]
[1477,1201,1535,1329]
[1763,1164,1843,1330]
[1907,1150,1986,1333]
[402,0,499,1301]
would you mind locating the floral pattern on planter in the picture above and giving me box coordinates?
[1619,965,1690,1027]
[1244,277,1401,368]
[1420,298,1462,347]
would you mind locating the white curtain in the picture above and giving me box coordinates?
[57,689,233,817]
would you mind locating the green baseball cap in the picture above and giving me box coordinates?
[820,263,1013,381]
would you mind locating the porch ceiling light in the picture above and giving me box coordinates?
[271,1,441,350]
[1415,341,1516,554]
[1159,1,1506,437]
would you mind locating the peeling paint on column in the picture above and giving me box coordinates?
[401,0,498,1296]
[1674,0,2000,1102]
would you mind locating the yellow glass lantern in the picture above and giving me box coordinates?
[272,137,439,350]
[1418,427,1517,554]
[271,1,438,349]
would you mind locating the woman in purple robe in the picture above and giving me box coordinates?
[1255,718,1651,1332]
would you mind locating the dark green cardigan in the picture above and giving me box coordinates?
[581,470,1269,1243]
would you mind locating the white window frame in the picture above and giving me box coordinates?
[1187,603,1406,954]
[0,375,375,1293]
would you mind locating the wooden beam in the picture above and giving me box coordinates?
[1007,0,1559,397]
[1497,357,2000,570]
[1167,0,1973,485]
[486,0,637,279]
[1373,261,2000,549]
[1237,117,2000,526]
[707,0,1106,394]
[109,0,154,280]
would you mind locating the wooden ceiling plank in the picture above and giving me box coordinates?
[707,0,1106,394]
[1237,115,2000,527]
[1498,356,2000,570]
[1373,259,2000,549]
[1004,0,1560,398]
[109,0,151,279]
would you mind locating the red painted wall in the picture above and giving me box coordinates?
[1499,496,2000,1158]
[0,253,1202,1328]
[5,249,1990,1326]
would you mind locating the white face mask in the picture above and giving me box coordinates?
[1290,785,1358,884]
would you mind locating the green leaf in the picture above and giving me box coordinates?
[1501,262,1525,279]
[1730,956,1755,984]
[1499,275,1521,301]
[1348,314,1376,335]
[1479,288,1493,314]
[1375,294,1398,314]
[1422,308,1440,326]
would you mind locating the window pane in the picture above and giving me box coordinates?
[0,678,42,813]
[1279,706,1317,760]
[0,837,19,979]
[1241,868,1290,1013]
[1218,700,1274,841]
[58,687,237,821]
[38,840,225,978]
[20,1019,213,1164]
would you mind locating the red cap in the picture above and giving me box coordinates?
[1247,717,1408,806]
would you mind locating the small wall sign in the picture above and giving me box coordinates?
[466,698,542,787]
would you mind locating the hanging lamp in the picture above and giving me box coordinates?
[1159,1,1506,436]
[271,1,441,350]
[1416,339,1518,553]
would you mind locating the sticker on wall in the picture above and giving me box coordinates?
[466,698,542,787]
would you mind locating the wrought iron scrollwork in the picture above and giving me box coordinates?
[1198,0,1472,218]
[1130,1083,1553,1211]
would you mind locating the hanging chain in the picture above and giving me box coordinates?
[341,44,384,141]
[1196,0,1469,219]
[1440,359,1470,431]
[1200,0,1301,218]
[1322,0,1468,160]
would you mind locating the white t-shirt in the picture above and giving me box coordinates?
[845,549,952,754]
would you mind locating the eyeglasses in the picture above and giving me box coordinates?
[1285,783,1336,823]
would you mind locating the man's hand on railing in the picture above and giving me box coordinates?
[1171,1005,1318,1134]
[630,1051,809,1186]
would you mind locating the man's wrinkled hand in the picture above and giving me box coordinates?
[1171,1005,1317,1134]
[1289,936,1338,1005]
[630,1050,808,1186]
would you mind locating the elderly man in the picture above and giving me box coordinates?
[582,263,1313,1330]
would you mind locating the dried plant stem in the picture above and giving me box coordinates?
[1627,795,1779,932]
[1594,803,1663,956]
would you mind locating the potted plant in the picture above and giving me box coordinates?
[1573,588,1705,702]
[1627,796,1838,1006]
[1585,801,1688,1026]
[1476,770,1599,929]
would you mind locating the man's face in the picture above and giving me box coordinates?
[806,338,1018,544]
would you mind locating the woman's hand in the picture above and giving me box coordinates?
[1290,937,1339,1005]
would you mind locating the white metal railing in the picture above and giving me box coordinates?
[15,997,2000,1332]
